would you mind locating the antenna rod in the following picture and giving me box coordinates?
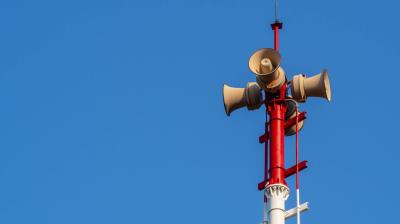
[271,0,283,51]
[271,22,283,51]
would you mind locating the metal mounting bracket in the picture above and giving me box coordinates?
[284,202,310,220]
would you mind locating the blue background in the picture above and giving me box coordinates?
[0,0,398,223]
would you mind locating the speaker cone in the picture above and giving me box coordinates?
[291,69,331,102]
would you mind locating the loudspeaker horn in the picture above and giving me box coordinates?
[222,82,263,116]
[291,69,331,102]
[249,48,286,92]
[284,100,304,136]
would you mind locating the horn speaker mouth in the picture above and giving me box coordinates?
[249,48,282,76]
[321,69,331,101]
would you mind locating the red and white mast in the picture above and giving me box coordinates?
[261,9,305,224]
[222,1,332,224]
[263,20,290,224]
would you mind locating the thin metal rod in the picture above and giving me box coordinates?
[295,108,299,189]
[262,96,269,223]
[274,26,279,51]
[263,99,269,222]
[263,201,268,224]
[265,106,269,182]
[295,107,301,224]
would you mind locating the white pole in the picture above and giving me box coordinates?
[266,184,289,224]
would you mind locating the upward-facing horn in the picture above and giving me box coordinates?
[249,48,286,93]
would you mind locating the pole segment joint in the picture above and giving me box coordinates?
[270,22,283,30]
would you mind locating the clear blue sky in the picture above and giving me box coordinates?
[0,0,399,223]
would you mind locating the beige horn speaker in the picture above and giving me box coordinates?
[284,100,304,136]
[249,48,286,93]
[291,69,331,102]
[222,82,263,116]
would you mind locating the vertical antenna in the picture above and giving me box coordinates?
[271,0,283,51]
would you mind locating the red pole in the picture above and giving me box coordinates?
[267,101,287,185]
[262,20,287,224]
[274,26,279,50]
[266,21,285,186]
[271,22,283,52]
